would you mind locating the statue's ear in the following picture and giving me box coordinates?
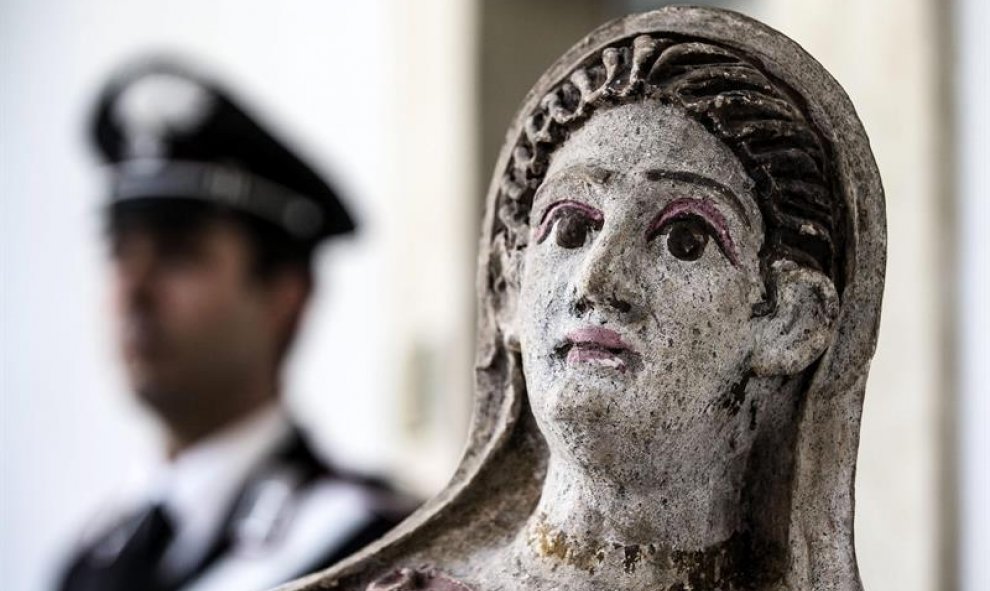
[500,246,526,353]
[750,261,840,376]
[503,324,522,353]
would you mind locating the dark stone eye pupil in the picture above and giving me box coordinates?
[555,212,590,248]
[666,219,709,261]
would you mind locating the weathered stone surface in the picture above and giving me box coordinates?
[278,7,885,591]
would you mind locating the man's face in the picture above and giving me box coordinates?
[109,214,282,422]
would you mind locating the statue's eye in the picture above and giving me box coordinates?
[534,201,604,246]
[664,218,710,261]
[646,199,739,266]
[553,209,596,249]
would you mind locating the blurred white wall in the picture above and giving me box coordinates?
[0,2,478,590]
[957,0,990,589]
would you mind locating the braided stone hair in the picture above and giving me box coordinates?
[490,35,847,313]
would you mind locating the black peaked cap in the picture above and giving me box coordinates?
[91,59,355,242]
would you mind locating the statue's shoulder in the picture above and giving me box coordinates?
[367,567,474,591]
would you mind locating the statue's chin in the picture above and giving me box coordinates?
[538,428,671,487]
[530,383,614,428]
[532,390,735,482]
[533,408,662,480]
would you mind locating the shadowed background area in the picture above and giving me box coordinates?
[1,1,986,591]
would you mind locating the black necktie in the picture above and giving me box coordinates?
[59,503,176,591]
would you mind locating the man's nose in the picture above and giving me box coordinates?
[569,230,643,320]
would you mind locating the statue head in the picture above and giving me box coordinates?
[506,40,845,486]
[284,8,885,591]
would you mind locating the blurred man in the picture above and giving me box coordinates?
[56,61,412,591]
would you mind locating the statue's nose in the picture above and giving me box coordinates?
[570,233,642,320]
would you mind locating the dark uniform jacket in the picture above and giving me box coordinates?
[57,421,412,591]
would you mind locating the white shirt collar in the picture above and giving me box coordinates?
[148,403,292,577]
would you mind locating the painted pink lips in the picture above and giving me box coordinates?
[564,327,633,372]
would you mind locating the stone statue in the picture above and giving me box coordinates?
[280,7,885,591]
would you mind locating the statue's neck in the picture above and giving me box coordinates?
[502,455,751,589]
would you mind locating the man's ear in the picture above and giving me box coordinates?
[750,260,839,377]
[266,270,311,348]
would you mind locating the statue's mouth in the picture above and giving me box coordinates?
[557,327,636,372]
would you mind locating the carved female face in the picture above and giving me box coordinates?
[518,101,769,477]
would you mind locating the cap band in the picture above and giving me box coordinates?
[108,159,325,240]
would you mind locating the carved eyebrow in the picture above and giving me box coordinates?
[641,169,752,229]
[533,165,611,206]
[533,199,604,243]
[646,198,740,266]
[551,165,614,186]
